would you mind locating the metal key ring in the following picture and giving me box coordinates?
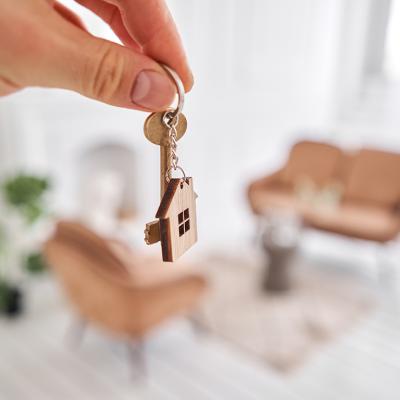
[161,64,185,119]
[165,166,186,183]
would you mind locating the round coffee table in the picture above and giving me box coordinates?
[261,210,301,292]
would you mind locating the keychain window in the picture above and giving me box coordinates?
[178,208,190,236]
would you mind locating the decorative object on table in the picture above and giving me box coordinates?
[262,210,301,291]
[44,220,206,374]
[294,176,343,211]
[0,173,51,317]
[195,253,375,372]
[248,141,400,243]
[144,65,198,262]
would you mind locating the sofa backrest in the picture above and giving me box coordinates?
[344,148,400,208]
[281,141,343,186]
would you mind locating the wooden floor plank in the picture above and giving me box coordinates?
[1,263,400,400]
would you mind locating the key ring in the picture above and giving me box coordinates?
[161,64,185,121]
[165,166,186,182]
[161,64,187,183]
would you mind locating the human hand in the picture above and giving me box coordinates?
[0,0,193,111]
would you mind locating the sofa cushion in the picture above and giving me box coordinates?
[332,150,357,186]
[344,149,400,208]
[306,201,400,242]
[282,141,343,187]
[249,186,400,242]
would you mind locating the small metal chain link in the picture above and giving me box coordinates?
[163,111,186,182]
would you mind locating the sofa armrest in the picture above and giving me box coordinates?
[247,168,285,214]
[248,168,284,195]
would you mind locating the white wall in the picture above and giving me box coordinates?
[0,0,344,246]
[169,0,343,245]
[331,0,400,151]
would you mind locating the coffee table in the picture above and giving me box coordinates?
[261,210,301,292]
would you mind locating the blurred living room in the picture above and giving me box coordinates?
[1,0,400,398]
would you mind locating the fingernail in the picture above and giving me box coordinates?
[131,70,175,110]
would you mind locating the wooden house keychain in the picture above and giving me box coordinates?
[143,65,198,262]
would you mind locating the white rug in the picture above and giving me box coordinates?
[196,253,376,372]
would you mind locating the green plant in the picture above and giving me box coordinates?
[24,252,47,274]
[0,280,8,311]
[2,174,50,224]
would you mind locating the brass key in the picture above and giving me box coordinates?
[143,64,197,262]
[144,110,187,244]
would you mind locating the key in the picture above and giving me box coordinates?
[144,110,187,245]
[144,110,187,198]
[143,64,198,262]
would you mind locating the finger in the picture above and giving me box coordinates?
[75,0,139,49]
[105,0,193,91]
[9,10,176,111]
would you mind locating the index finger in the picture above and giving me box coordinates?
[106,0,193,91]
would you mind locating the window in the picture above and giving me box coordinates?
[363,0,400,82]
[178,208,190,237]
[384,0,400,80]
[335,0,400,136]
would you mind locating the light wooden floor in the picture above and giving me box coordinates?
[1,252,400,400]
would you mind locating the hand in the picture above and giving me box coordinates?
[0,0,193,111]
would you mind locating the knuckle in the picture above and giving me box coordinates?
[87,42,126,101]
[0,76,20,97]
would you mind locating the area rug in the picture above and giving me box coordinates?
[195,252,376,372]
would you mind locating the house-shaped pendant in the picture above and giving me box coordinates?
[155,178,198,262]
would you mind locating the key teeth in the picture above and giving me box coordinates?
[144,220,161,245]
[144,228,151,245]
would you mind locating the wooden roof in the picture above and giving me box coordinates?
[156,178,192,219]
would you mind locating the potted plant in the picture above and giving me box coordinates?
[0,174,50,317]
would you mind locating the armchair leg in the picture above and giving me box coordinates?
[187,313,208,338]
[65,316,87,349]
[126,340,147,379]
[376,243,396,287]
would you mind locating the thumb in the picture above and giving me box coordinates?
[22,20,177,111]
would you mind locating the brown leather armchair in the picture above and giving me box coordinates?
[44,221,207,339]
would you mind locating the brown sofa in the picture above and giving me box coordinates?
[248,140,400,243]
[44,221,206,339]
